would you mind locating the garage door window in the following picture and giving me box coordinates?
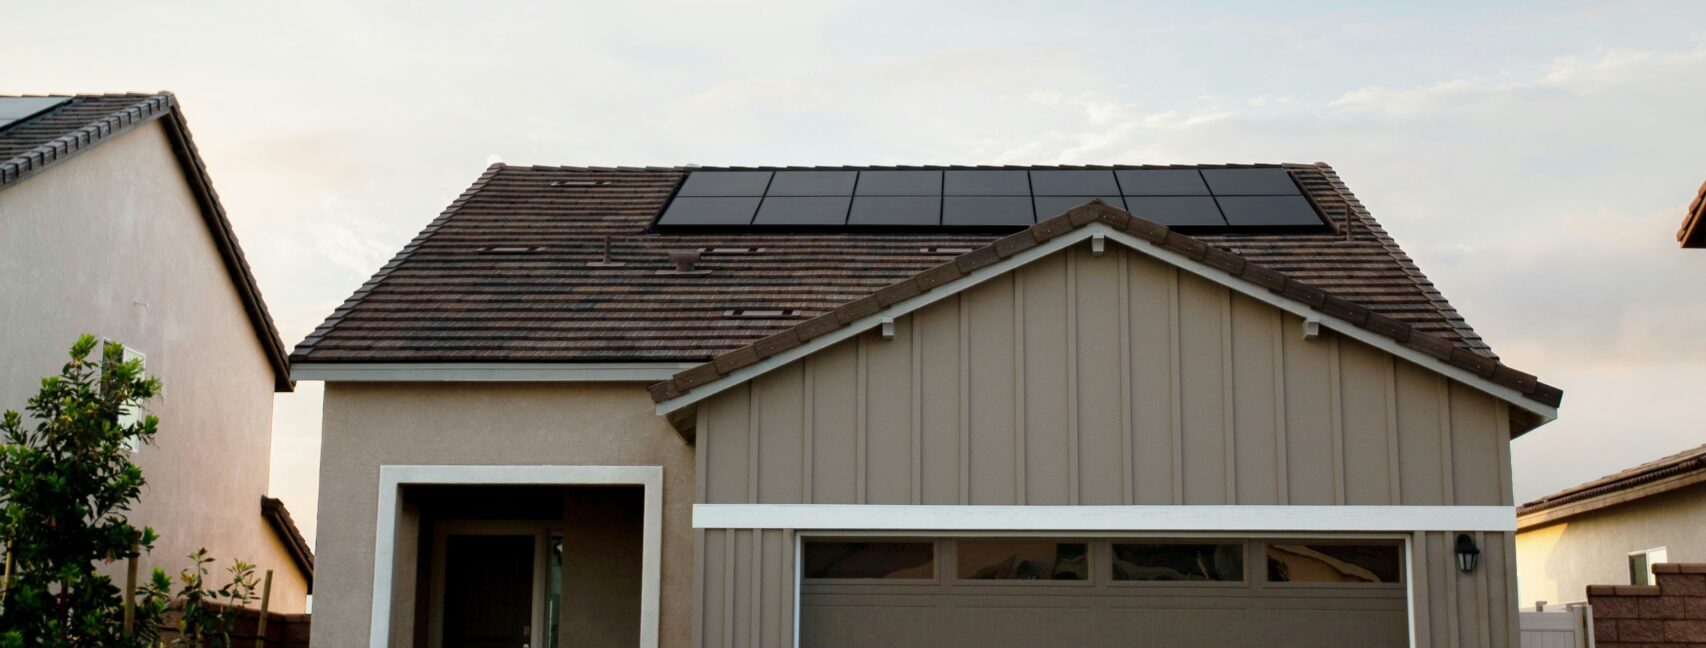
[804,541,935,580]
[1112,543,1244,582]
[957,541,1088,581]
[1265,543,1402,584]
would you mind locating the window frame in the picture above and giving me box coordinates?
[1259,539,1406,588]
[799,537,942,585]
[950,538,1095,587]
[1105,538,1251,588]
[1629,547,1668,586]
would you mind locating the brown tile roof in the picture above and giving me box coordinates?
[646,201,1561,411]
[1518,443,1706,529]
[1681,176,1706,248]
[261,496,315,590]
[293,163,1502,371]
[0,92,293,392]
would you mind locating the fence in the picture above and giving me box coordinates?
[1521,602,1594,648]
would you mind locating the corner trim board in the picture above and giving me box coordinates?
[692,503,1515,532]
[293,362,697,382]
[369,465,664,648]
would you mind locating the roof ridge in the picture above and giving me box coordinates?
[647,201,1561,411]
[291,163,508,359]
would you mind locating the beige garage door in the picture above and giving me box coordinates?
[800,537,1408,648]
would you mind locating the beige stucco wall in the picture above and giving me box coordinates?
[311,382,696,648]
[1516,482,1706,606]
[0,119,308,611]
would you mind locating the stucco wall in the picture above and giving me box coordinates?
[311,382,696,648]
[0,120,308,611]
[1516,482,1706,606]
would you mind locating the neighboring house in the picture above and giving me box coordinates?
[1681,176,1704,247]
[293,164,1563,648]
[0,93,313,611]
[1515,443,1706,607]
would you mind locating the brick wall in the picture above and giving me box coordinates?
[1589,563,1706,647]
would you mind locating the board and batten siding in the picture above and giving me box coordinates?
[693,243,1519,647]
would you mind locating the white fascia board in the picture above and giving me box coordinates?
[292,362,696,382]
[654,222,1558,422]
[693,504,1516,533]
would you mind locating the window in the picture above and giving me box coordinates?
[1112,543,1244,582]
[1630,547,1667,586]
[803,541,935,580]
[1266,543,1402,584]
[94,340,146,452]
[957,541,1088,581]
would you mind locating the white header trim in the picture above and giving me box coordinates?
[694,504,1516,532]
[294,362,695,382]
[371,465,664,648]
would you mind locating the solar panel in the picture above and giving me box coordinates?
[1033,196,1124,219]
[943,170,1030,196]
[1199,168,1300,195]
[943,196,1034,226]
[676,171,773,197]
[855,170,942,196]
[766,171,857,196]
[1215,196,1322,227]
[753,196,851,226]
[1115,169,1210,196]
[0,96,68,130]
[1125,197,1228,226]
[1029,170,1119,196]
[657,196,761,226]
[848,196,940,226]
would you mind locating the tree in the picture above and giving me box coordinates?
[0,335,168,646]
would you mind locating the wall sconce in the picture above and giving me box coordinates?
[1455,533,1481,574]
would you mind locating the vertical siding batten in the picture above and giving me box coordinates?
[1386,356,1402,503]
[1117,250,1135,505]
[911,315,923,505]
[854,338,867,504]
[1168,267,1184,505]
[1013,271,1026,505]
[1328,336,1346,505]
[801,365,813,503]
[1220,289,1237,502]
[1066,248,1080,506]
[1438,376,1455,506]
[957,295,970,505]
[1272,311,1290,504]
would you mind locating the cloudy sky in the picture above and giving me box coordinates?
[6,0,1705,544]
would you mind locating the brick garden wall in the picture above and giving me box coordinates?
[1589,563,1706,647]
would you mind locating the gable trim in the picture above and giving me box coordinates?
[653,207,1559,423]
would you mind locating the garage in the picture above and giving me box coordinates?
[799,537,1409,648]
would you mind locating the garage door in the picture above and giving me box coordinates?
[800,537,1408,648]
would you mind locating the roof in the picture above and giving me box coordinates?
[0,93,293,392]
[292,163,1498,369]
[1518,443,1706,530]
[1681,176,1706,248]
[261,496,315,590]
[646,201,1562,419]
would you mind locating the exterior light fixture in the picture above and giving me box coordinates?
[1455,533,1481,574]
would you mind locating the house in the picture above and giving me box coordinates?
[1680,176,1705,247]
[1515,443,1706,607]
[292,164,1563,648]
[0,93,313,611]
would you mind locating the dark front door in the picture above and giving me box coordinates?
[443,534,535,648]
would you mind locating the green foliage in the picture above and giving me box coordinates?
[168,550,258,648]
[0,335,167,646]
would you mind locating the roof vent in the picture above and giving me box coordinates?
[659,249,711,275]
[587,236,626,267]
[723,309,798,318]
[921,246,975,254]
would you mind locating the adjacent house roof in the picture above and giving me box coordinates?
[291,163,1498,369]
[1681,176,1706,248]
[646,202,1562,422]
[1518,443,1706,530]
[261,496,315,590]
[0,92,293,392]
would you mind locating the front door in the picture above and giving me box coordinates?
[443,534,536,648]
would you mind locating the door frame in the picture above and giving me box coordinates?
[428,520,555,648]
[370,465,664,648]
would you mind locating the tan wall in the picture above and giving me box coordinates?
[311,382,696,648]
[1516,482,1706,606]
[0,120,307,611]
[695,243,1521,647]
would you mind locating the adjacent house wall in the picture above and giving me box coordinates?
[695,243,1521,647]
[311,382,696,648]
[0,120,307,611]
[1517,482,1706,606]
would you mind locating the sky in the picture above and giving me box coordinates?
[5,0,1705,545]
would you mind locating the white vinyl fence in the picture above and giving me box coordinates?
[1519,602,1594,648]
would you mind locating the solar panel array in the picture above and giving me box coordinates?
[656,168,1325,231]
[0,97,69,131]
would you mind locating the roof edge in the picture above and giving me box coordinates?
[1680,177,1706,248]
[1518,446,1706,529]
[260,496,314,590]
[648,201,1563,417]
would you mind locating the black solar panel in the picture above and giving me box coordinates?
[856,171,942,196]
[943,196,1034,226]
[1034,196,1124,218]
[1030,170,1119,196]
[1216,196,1322,227]
[676,171,772,197]
[1116,169,1210,196]
[754,196,851,226]
[766,171,857,196]
[1126,197,1228,226]
[1199,168,1300,195]
[849,196,940,226]
[944,170,1030,196]
[657,196,761,226]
